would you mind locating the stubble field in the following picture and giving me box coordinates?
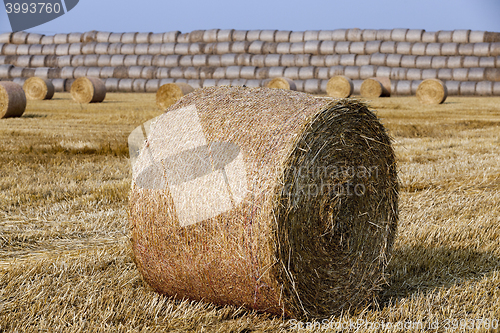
[0,92,499,332]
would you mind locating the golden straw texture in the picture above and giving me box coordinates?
[360,78,391,98]
[416,79,448,104]
[70,77,106,103]
[23,77,55,100]
[156,83,194,110]
[0,81,26,118]
[326,76,353,98]
[266,77,297,90]
[129,86,398,320]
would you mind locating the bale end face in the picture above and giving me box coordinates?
[266,77,297,90]
[23,77,55,100]
[156,83,194,110]
[416,79,448,104]
[129,86,398,320]
[0,82,27,118]
[70,77,106,103]
[326,75,353,98]
[360,78,391,98]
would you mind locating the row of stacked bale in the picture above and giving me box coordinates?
[1,29,500,96]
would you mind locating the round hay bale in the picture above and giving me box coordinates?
[0,33,12,43]
[40,35,55,44]
[149,33,164,44]
[221,54,237,67]
[73,67,88,78]
[96,31,111,43]
[479,56,496,68]
[118,79,134,92]
[319,41,336,55]
[21,68,35,78]
[406,29,424,42]
[232,30,248,42]
[411,43,427,56]
[401,55,417,68]
[108,33,123,43]
[3,44,18,55]
[201,79,218,87]
[23,77,55,100]
[484,32,500,43]
[276,42,291,54]
[199,67,216,79]
[110,55,125,67]
[262,42,278,54]
[416,79,447,104]
[394,80,412,95]
[485,68,500,81]
[28,44,43,55]
[135,44,149,55]
[184,67,200,80]
[231,41,250,54]
[468,68,485,81]
[264,54,281,67]
[452,68,469,81]
[203,29,219,43]
[121,32,137,44]
[326,75,353,97]
[335,42,351,54]
[189,43,205,55]
[11,31,28,44]
[12,78,26,86]
[129,86,398,319]
[10,66,24,78]
[380,41,396,54]
[421,69,438,79]
[350,42,366,55]
[169,67,185,79]
[294,79,305,91]
[329,65,345,77]
[365,41,381,54]
[386,54,402,67]
[250,55,265,67]
[275,30,292,43]
[214,42,231,55]
[304,30,320,41]
[441,43,458,56]
[87,67,102,78]
[452,30,471,43]
[493,82,500,96]
[100,67,115,79]
[138,55,154,67]
[458,43,474,56]
[344,66,360,79]
[104,78,119,92]
[476,81,493,96]
[175,43,190,55]
[255,68,270,80]
[361,29,378,41]
[346,28,363,42]
[303,79,320,93]
[164,31,181,43]
[54,33,69,44]
[391,28,408,42]
[60,66,75,79]
[84,54,99,67]
[132,79,147,92]
[360,77,391,98]
[459,81,477,95]
[249,41,265,54]
[152,55,167,67]
[124,55,139,66]
[15,55,32,67]
[145,79,160,92]
[359,65,377,79]
[15,44,30,55]
[283,67,299,80]
[156,83,194,109]
[339,54,356,66]
[137,32,152,44]
[396,42,413,55]
[83,42,99,54]
[64,79,74,92]
[437,68,453,81]
[71,77,106,103]
[280,54,295,67]
[68,43,83,55]
[410,80,423,94]
[430,56,447,69]
[51,79,66,92]
[217,29,234,42]
[121,44,136,55]
[165,55,180,67]
[68,33,83,43]
[0,82,26,118]
[260,30,277,42]
[154,67,169,79]
[370,53,387,66]
[424,43,441,56]
[34,67,49,78]
[376,29,392,41]
[437,31,453,43]
[108,43,123,54]
[179,55,193,67]
[491,43,500,57]
[268,67,285,78]
[266,77,297,90]
[332,29,348,41]
[240,66,257,79]
[446,56,463,68]
[187,79,203,89]
[311,55,326,67]
[473,43,490,57]
[415,56,433,69]
[289,31,305,42]
[304,41,321,54]
[246,30,261,42]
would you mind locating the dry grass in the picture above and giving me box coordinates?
[1,93,500,332]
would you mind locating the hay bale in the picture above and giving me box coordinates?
[217,29,234,42]
[51,79,66,92]
[87,67,102,78]
[335,42,351,54]
[350,42,366,55]
[493,82,500,96]
[458,43,474,56]
[124,55,139,66]
[406,29,424,42]
[441,43,458,56]
[360,77,391,98]
[380,41,396,54]
[64,79,74,92]
[11,31,28,44]
[431,56,447,69]
[473,43,490,57]
[145,79,160,92]
[476,81,493,96]
[71,77,106,103]
[156,83,195,110]
[135,44,150,55]
[479,56,496,67]
[164,31,181,43]
[60,67,75,79]
[28,44,43,55]
[118,79,134,92]
[303,79,320,93]
[376,29,392,41]
[69,43,83,55]
[3,44,18,55]
[54,33,69,44]
[485,68,500,81]
[416,79,447,104]
[83,42,99,54]
[108,43,123,54]
[152,55,168,67]
[396,42,413,55]
[411,80,423,94]
[84,54,99,67]
[276,42,291,54]
[232,30,248,42]
[437,68,453,81]
[138,55,154,67]
[447,56,464,68]
[332,29,348,41]
[491,43,500,56]
[34,67,50,78]
[391,28,408,42]
[96,32,111,43]
[386,54,402,67]
[15,44,30,55]
[401,55,417,68]
[275,30,292,42]
[411,43,427,56]
[359,65,377,79]
[108,33,123,43]
[468,68,486,81]
[361,29,378,41]
[459,81,477,95]
[0,82,26,118]
[68,33,83,43]
[240,66,257,79]
[346,28,363,42]
[319,41,336,55]
[394,80,412,95]
[370,53,387,66]
[452,30,471,43]
[0,33,12,43]
[422,69,438,80]
[132,79,147,92]
[339,54,356,66]
[10,66,24,78]
[437,31,453,43]
[23,77,55,100]
[129,86,398,319]
[329,66,345,77]
[21,68,35,78]
[100,67,115,79]
[415,56,433,69]
[155,68,170,79]
[452,68,469,81]
[231,41,250,54]
[326,75,353,97]
[266,77,297,90]
[121,32,137,44]
[184,67,200,80]
[425,43,441,56]
[122,44,136,55]
[104,78,119,92]
[137,32,152,44]
[289,31,305,42]
[40,35,55,44]
[73,67,88,78]
[365,41,381,54]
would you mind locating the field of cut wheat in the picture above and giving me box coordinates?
[0,92,499,332]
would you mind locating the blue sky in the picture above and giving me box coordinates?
[1,0,500,34]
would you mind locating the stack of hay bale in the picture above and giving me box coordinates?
[0,28,499,96]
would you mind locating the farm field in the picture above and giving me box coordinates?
[0,92,500,332]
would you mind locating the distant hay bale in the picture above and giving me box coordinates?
[360,77,391,98]
[52,78,66,92]
[23,77,55,100]
[416,78,447,104]
[71,77,106,103]
[0,82,26,118]
[156,83,194,110]
[326,75,353,98]
[266,77,297,90]
[129,86,398,319]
